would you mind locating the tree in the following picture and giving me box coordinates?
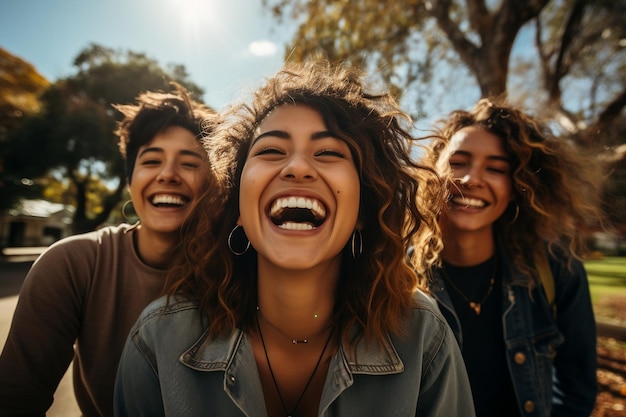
[1,43,207,233]
[265,0,626,224]
[265,0,624,136]
[0,48,50,211]
[0,47,49,140]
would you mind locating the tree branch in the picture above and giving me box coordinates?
[429,0,480,71]
[550,0,587,99]
[467,0,490,38]
[596,88,626,129]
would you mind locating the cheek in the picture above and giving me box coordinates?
[189,171,210,196]
[497,178,514,201]
[335,170,361,219]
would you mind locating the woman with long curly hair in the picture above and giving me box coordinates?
[428,98,603,417]
[114,60,475,417]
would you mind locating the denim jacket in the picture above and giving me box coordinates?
[430,245,597,417]
[114,290,475,417]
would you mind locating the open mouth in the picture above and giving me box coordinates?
[269,196,327,230]
[450,196,486,208]
[150,194,188,207]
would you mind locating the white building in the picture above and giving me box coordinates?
[0,199,74,248]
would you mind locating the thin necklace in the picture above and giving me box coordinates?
[441,257,497,315]
[257,306,316,344]
[255,313,333,417]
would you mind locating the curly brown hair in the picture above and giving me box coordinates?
[432,98,605,284]
[113,82,215,183]
[165,60,445,348]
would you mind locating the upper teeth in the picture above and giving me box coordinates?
[451,196,485,208]
[152,195,185,205]
[270,197,326,219]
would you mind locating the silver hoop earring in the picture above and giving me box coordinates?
[122,200,138,223]
[351,229,363,259]
[504,203,520,225]
[228,225,250,256]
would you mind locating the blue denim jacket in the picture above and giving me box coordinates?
[431,245,597,417]
[114,290,475,417]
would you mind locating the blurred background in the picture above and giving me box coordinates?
[0,1,625,415]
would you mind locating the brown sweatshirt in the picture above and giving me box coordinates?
[0,223,166,417]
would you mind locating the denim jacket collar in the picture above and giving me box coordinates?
[179,326,405,416]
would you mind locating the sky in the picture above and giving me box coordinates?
[0,0,294,110]
[0,0,540,127]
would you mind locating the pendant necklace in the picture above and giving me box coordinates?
[441,256,497,315]
[255,312,333,417]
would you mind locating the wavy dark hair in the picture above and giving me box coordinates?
[432,98,605,284]
[113,82,215,183]
[166,60,445,348]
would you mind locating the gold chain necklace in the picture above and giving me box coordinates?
[255,313,333,417]
[441,257,497,315]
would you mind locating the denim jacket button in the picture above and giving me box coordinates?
[229,375,236,384]
[514,352,526,364]
[524,400,535,413]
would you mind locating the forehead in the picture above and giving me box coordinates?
[256,104,324,132]
[140,125,201,151]
[448,126,506,156]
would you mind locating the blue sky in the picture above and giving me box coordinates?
[0,0,293,110]
[1,0,540,127]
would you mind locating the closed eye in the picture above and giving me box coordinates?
[182,162,201,168]
[254,147,285,156]
[141,159,161,166]
[316,149,346,158]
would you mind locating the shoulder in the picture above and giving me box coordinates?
[131,296,203,340]
[411,289,445,319]
[388,290,460,371]
[26,224,139,281]
[40,224,135,255]
[405,289,450,339]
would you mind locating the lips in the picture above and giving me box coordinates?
[150,194,188,207]
[268,196,327,230]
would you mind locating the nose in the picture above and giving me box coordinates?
[156,163,181,184]
[280,154,316,181]
[457,170,483,189]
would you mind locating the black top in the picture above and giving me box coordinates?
[442,257,521,417]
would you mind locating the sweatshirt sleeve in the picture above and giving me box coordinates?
[0,237,96,416]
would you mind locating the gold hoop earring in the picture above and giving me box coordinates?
[351,229,363,259]
[504,203,520,225]
[122,200,138,223]
[228,225,250,256]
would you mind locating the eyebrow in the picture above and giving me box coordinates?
[138,147,204,159]
[252,129,338,145]
[452,150,510,163]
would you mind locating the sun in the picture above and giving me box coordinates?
[166,0,224,36]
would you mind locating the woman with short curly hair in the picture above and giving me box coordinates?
[428,98,603,417]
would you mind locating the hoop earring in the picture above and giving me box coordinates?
[504,203,520,225]
[228,225,250,256]
[351,229,363,259]
[122,200,138,223]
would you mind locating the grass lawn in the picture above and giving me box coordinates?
[584,256,626,321]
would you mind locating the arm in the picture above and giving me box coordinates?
[0,240,93,416]
[551,257,597,417]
